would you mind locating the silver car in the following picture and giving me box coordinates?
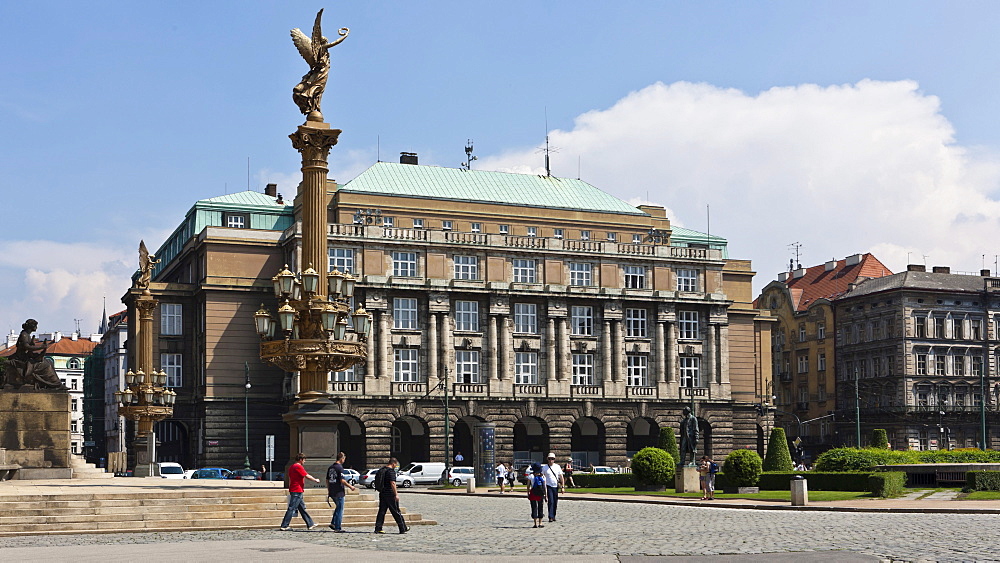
[445,466,475,486]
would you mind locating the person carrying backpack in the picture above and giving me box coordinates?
[526,462,546,528]
[705,456,718,500]
[373,457,408,534]
[326,451,357,532]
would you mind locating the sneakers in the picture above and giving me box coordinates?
[334,529,346,533]
[308,524,319,530]
[399,527,410,534]
[279,527,290,531]
[374,530,386,534]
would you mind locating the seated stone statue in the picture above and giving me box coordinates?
[3,319,67,391]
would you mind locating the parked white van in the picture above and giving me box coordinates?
[157,462,187,479]
[397,462,446,487]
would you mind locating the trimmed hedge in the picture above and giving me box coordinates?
[868,472,906,498]
[632,447,675,488]
[659,427,680,466]
[966,471,1000,491]
[870,429,889,449]
[762,428,794,471]
[573,473,634,488]
[723,449,762,487]
[757,471,873,491]
[815,447,1000,471]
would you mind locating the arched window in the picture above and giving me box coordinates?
[68,358,83,370]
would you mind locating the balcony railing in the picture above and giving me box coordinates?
[571,384,603,397]
[453,382,488,396]
[391,382,427,395]
[329,381,363,393]
[514,384,546,396]
[626,386,656,398]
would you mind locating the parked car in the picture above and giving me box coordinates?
[190,467,233,480]
[360,468,380,488]
[587,465,617,475]
[341,468,361,485]
[264,471,283,481]
[230,469,262,480]
[444,466,475,487]
[183,469,196,479]
[157,462,187,479]
[396,462,447,487]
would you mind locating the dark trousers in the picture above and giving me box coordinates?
[375,493,407,532]
[530,498,544,519]
[546,485,559,519]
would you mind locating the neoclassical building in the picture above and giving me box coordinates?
[131,157,773,472]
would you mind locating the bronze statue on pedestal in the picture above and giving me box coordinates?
[679,406,699,465]
[290,9,349,123]
[2,319,68,391]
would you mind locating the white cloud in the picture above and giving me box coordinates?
[478,80,1000,289]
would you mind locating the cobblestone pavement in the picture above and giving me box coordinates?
[1,492,997,562]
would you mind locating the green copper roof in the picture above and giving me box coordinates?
[342,162,646,216]
[200,190,289,208]
[670,226,727,244]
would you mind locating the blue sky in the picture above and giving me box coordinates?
[4,1,1000,333]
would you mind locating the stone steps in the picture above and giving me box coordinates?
[69,455,115,479]
[0,488,434,535]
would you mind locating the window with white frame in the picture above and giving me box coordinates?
[935,355,946,375]
[626,355,648,386]
[161,353,182,387]
[916,354,928,375]
[161,303,182,335]
[572,354,595,385]
[678,311,699,339]
[580,230,590,241]
[442,220,453,230]
[553,228,564,239]
[393,298,418,329]
[676,269,698,292]
[955,355,966,376]
[817,322,826,339]
[393,349,419,382]
[569,262,592,286]
[328,247,354,274]
[71,420,78,433]
[455,350,481,383]
[455,300,480,332]
[606,232,617,242]
[68,357,83,369]
[513,303,538,334]
[454,255,478,280]
[225,213,247,228]
[512,259,537,283]
[527,226,537,237]
[798,323,807,342]
[514,352,538,384]
[392,251,418,277]
[71,398,78,412]
[632,233,642,244]
[798,354,809,373]
[382,216,395,227]
[71,379,78,390]
[625,308,647,337]
[331,366,356,382]
[571,306,593,336]
[412,218,424,229]
[818,352,827,371]
[624,265,646,289]
[471,222,481,233]
[973,355,984,376]
[499,224,509,234]
[679,356,701,387]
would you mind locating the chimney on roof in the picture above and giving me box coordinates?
[907,264,926,272]
[932,266,951,274]
[848,282,857,292]
[400,152,418,165]
[825,259,837,272]
[845,254,862,266]
[793,267,807,279]
[778,272,790,282]
[982,269,992,277]
[265,183,277,197]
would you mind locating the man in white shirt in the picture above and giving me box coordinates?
[495,463,508,493]
[540,453,565,522]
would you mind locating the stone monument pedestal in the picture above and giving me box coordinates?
[282,402,355,486]
[675,464,700,493]
[0,391,72,479]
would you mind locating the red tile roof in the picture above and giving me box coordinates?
[782,254,892,311]
[0,337,97,357]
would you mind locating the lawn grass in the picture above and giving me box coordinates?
[565,488,871,501]
[961,491,1000,500]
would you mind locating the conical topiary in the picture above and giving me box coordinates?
[658,426,680,465]
[870,428,889,449]
[762,427,794,471]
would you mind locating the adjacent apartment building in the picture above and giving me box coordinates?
[127,157,774,471]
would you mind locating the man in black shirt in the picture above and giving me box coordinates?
[374,457,408,534]
[326,451,357,532]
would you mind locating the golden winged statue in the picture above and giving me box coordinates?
[291,9,349,123]
[137,240,160,290]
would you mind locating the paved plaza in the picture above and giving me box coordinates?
[0,489,997,562]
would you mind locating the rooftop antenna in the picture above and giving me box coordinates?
[377,135,381,163]
[247,157,250,191]
[706,204,711,249]
[536,108,560,177]
[74,318,82,334]
[907,251,912,264]
[788,242,802,269]
[923,254,929,267]
[578,155,581,180]
[461,139,477,170]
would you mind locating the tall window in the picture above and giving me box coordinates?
[679,357,701,387]
[514,352,538,384]
[580,230,590,241]
[915,315,926,338]
[328,247,354,274]
[513,303,537,334]
[625,308,647,337]
[571,306,594,336]
[798,323,806,342]
[818,353,827,371]
[626,355,648,386]
[797,354,809,374]
[916,354,928,375]
[571,354,595,385]
[454,255,479,280]
[569,263,592,286]
[973,356,984,376]
[392,252,418,277]
[817,322,826,339]
[331,366,356,382]
[161,304,182,336]
[953,318,964,340]
[678,311,699,339]
[455,300,480,332]
[161,353,182,387]
[934,317,945,339]
[393,298,418,329]
[955,355,966,376]
[393,349,419,382]
[624,265,646,289]
[972,319,983,340]
[676,269,698,292]
[512,259,537,283]
[455,350,481,383]
[935,355,946,375]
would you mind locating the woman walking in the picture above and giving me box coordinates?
[527,462,546,528]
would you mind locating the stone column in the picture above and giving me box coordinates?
[719,323,730,384]
[428,313,439,381]
[602,320,612,383]
[559,318,570,381]
[134,293,157,436]
[366,312,377,377]
[442,312,454,382]
[547,318,557,383]
[656,321,666,383]
[705,322,716,385]
[499,315,511,380]
[488,315,499,380]
[380,311,392,381]
[612,320,624,382]
[667,322,678,383]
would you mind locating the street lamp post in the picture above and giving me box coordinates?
[244,361,251,470]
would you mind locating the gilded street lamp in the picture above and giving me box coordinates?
[115,367,176,477]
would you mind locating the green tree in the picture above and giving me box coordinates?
[723,449,763,487]
[658,426,680,465]
[631,447,675,489]
[870,428,889,449]
[762,427,794,471]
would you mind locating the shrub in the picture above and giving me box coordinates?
[573,472,634,488]
[868,472,906,497]
[757,471,872,491]
[723,449,762,487]
[966,471,1000,491]
[870,429,889,449]
[658,427,680,466]
[762,428,794,471]
[814,448,894,471]
[631,447,675,488]
[816,447,1000,471]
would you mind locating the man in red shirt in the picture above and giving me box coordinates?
[280,452,321,530]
